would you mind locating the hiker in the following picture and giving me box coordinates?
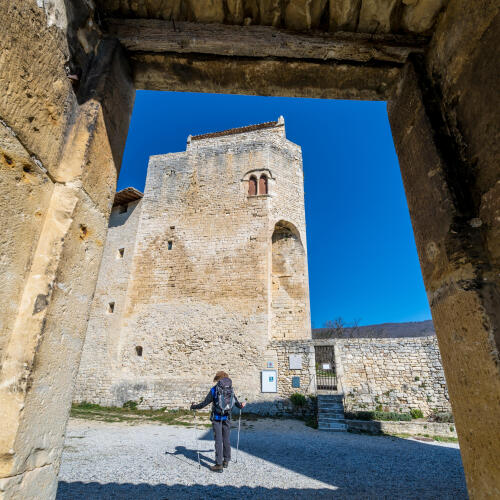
[190,371,245,472]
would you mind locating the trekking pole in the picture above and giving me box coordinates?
[235,407,242,463]
[193,409,201,469]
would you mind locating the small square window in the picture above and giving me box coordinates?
[135,346,143,357]
[119,204,128,214]
[168,240,173,250]
[117,248,125,259]
[108,302,115,313]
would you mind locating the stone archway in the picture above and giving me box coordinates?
[1,1,499,497]
[271,221,308,340]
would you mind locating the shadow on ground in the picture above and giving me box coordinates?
[57,482,338,499]
[57,418,467,499]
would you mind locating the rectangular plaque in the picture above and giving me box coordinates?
[289,354,303,370]
[292,376,301,388]
[322,363,331,370]
[261,370,277,393]
[267,361,275,369]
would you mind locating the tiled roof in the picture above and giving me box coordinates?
[113,187,144,207]
[190,120,282,141]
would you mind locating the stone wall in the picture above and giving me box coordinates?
[332,337,451,415]
[346,420,457,438]
[74,120,313,414]
[75,198,143,404]
[269,340,316,413]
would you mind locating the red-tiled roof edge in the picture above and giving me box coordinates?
[113,187,144,207]
[190,118,284,142]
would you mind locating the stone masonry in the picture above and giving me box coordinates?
[2,1,499,497]
[75,119,315,413]
[332,336,451,415]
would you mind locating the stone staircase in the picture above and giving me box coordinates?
[317,394,347,431]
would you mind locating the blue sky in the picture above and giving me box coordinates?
[119,90,431,327]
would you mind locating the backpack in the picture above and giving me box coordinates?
[213,377,235,416]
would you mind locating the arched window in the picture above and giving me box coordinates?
[259,174,268,195]
[248,176,257,196]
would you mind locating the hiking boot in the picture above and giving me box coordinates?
[223,461,229,468]
[210,464,223,473]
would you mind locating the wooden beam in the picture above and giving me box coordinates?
[106,19,427,65]
[130,53,401,101]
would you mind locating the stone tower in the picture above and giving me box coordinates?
[75,118,314,411]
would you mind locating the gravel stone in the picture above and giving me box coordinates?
[57,418,467,499]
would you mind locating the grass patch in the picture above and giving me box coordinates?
[432,435,459,443]
[381,432,458,443]
[71,402,211,427]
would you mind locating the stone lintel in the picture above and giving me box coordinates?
[106,19,428,64]
[131,53,401,101]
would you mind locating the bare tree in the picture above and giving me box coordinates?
[322,317,361,338]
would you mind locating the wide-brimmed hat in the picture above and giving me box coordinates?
[213,371,229,382]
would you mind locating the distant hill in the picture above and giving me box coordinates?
[312,320,435,339]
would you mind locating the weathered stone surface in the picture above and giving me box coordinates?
[131,53,400,100]
[226,0,245,23]
[53,40,135,213]
[108,18,426,64]
[94,0,444,33]
[427,2,500,283]
[258,0,281,26]
[388,60,500,498]
[346,419,457,437]
[186,0,225,23]
[0,187,109,499]
[0,1,75,174]
[329,337,451,414]
[285,0,327,30]
[0,5,134,497]
[0,124,54,366]
[401,0,446,33]
[329,0,362,31]
[358,0,399,33]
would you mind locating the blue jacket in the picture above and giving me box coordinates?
[191,384,243,421]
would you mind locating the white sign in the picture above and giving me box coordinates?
[322,363,331,370]
[261,370,277,393]
[289,354,303,370]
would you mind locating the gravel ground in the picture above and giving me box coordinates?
[57,418,467,499]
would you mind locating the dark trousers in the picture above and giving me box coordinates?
[212,419,231,465]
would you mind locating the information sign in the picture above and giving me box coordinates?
[261,370,277,393]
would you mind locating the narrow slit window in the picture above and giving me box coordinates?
[168,240,173,250]
[248,176,257,196]
[259,174,268,195]
[108,302,115,313]
[135,346,143,357]
[117,248,125,259]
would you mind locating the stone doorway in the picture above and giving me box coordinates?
[1,2,499,498]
